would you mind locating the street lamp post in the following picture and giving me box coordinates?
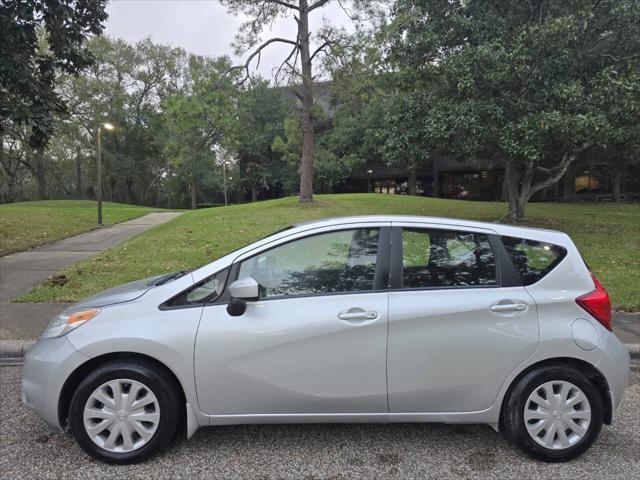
[96,122,114,225]
[367,169,373,193]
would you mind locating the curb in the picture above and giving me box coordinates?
[0,339,638,362]
[626,343,639,358]
[0,340,36,359]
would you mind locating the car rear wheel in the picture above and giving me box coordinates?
[69,360,180,463]
[502,365,603,462]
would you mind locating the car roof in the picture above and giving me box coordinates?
[189,214,571,284]
[291,215,568,243]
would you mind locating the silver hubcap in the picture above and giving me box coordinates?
[524,380,591,450]
[83,379,160,453]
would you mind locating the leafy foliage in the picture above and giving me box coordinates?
[0,0,108,147]
[385,0,640,219]
[162,56,237,208]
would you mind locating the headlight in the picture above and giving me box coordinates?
[41,309,101,339]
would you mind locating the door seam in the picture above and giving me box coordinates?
[385,290,390,413]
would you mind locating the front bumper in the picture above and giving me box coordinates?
[22,336,89,430]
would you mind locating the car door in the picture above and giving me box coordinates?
[387,223,538,413]
[194,224,391,415]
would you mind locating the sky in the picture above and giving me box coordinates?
[104,0,357,79]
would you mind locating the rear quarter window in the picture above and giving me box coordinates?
[501,236,567,285]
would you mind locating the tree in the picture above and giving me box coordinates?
[53,37,190,205]
[0,0,108,149]
[386,0,640,220]
[322,50,393,191]
[162,56,237,209]
[233,81,288,201]
[220,0,382,203]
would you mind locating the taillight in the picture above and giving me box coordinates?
[576,273,612,331]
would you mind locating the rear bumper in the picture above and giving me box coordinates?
[22,336,89,430]
[596,331,631,417]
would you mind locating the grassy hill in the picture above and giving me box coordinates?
[15,194,640,310]
[0,200,161,256]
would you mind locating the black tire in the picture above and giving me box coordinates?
[68,359,181,464]
[502,365,603,462]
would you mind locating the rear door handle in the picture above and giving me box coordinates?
[338,308,378,321]
[490,303,527,313]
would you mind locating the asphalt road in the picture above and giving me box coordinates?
[1,362,638,480]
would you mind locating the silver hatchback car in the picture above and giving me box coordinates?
[22,216,630,463]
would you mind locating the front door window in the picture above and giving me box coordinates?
[237,228,380,299]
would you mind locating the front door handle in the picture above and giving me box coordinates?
[490,303,527,313]
[338,308,378,321]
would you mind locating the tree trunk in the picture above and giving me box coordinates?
[108,177,116,202]
[126,177,135,205]
[251,184,258,202]
[75,148,83,198]
[408,169,417,195]
[190,176,197,209]
[503,150,582,221]
[562,163,576,202]
[34,148,48,200]
[504,160,529,221]
[298,0,314,203]
[431,159,439,197]
[612,168,623,201]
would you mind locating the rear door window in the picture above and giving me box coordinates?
[501,236,567,285]
[401,228,497,288]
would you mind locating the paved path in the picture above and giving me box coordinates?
[0,212,182,340]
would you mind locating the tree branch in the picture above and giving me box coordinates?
[273,40,300,84]
[337,0,356,21]
[309,39,331,63]
[225,37,300,85]
[266,0,299,9]
[308,0,331,12]
[530,141,594,196]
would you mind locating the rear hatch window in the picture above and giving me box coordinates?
[501,236,567,285]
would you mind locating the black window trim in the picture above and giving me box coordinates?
[158,225,531,309]
[227,226,392,302]
[159,267,231,310]
[389,226,510,291]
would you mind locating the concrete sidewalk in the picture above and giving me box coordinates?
[0,212,182,343]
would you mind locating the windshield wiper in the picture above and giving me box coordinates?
[149,269,192,287]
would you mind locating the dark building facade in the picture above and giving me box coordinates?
[338,156,633,202]
[338,157,505,201]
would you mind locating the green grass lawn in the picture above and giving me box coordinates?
[16,194,640,311]
[0,200,161,256]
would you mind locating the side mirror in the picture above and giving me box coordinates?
[228,277,259,301]
[226,277,259,317]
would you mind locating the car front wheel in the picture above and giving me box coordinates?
[502,365,603,462]
[68,360,180,463]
